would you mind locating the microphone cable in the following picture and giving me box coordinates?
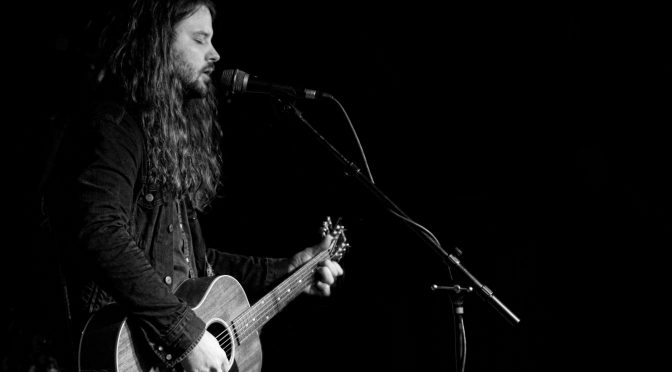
[322,93,375,185]
[324,92,452,279]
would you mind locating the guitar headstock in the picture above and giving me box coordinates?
[321,217,349,262]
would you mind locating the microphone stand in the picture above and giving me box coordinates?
[432,284,473,372]
[275,96,521,327]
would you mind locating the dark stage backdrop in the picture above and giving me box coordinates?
[5,2,669,372]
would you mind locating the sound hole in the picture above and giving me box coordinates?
[207,321,233,361]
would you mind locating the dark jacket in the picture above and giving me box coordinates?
[46,99,288,367]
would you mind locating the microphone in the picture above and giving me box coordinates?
[220,69,329,99]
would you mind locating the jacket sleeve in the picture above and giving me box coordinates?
[184,201,290,300]
[206,249,289,299]
[70,105,203,366]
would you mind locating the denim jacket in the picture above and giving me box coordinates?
[46,99,288,367]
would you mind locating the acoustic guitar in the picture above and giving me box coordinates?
[78,217,348,372]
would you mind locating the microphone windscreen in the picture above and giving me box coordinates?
[220,69,248,94]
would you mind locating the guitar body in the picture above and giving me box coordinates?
[78,275,262,372]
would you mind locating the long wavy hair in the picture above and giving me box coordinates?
[99,0,221,210]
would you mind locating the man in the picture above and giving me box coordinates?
[45,1,343,371]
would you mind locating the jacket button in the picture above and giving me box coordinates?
[164,276,172,285]
[165,354,172,361]
[168,224,174,232]
[145,193,154,202]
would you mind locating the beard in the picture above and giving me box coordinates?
[172,51,214,99]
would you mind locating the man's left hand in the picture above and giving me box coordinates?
[288,234,344,296]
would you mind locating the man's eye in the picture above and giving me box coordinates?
[195,38,205,44]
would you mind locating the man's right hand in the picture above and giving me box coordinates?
[181,331,230,372]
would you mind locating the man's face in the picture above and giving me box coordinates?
[171,5,220,97]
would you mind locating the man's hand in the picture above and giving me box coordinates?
[181,331,231,372]
[288,233,344,296]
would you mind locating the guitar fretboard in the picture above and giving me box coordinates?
[231,249,332,344]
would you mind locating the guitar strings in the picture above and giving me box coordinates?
[214,228,345,349]
[213,249,331,349]
[230,238,339,339]
[214,249,327,346]
[214,260,320,350]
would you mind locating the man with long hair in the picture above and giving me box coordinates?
[45,1,342,371]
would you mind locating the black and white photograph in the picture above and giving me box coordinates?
[4,1,668,371]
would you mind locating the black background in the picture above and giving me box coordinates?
[4,1,670,371]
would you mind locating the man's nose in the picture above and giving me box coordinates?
[208,46,220,63]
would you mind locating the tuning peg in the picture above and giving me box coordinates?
[321,217,333,235]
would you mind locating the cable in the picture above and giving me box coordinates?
[324,93,375,184]
[459,315,467,372]
[389,209,442,248]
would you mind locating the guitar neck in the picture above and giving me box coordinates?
[232,249,331,343]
